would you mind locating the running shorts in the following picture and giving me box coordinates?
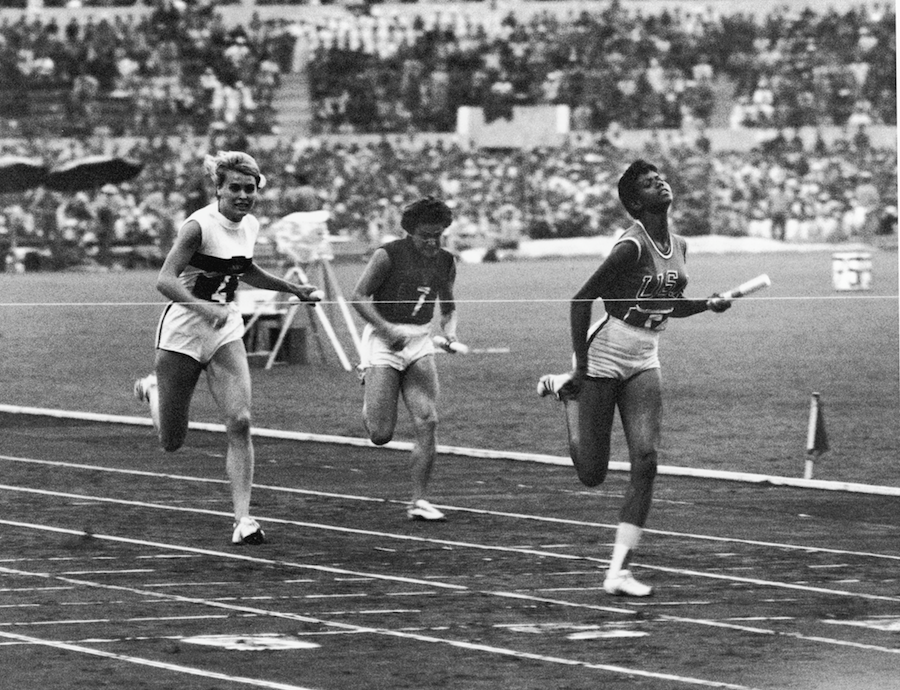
[584,314,660,380]
[156,302,244,365]
[359,322,434,372]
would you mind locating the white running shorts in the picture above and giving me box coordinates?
[359,322,434,373]
[156,302,244,365]
[584,315,660,380]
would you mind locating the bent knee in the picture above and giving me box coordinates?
[160,434,185,453]
[226,411,252,437]
[576,467,608,487]
[571,452,608,487]
[412,413,437,433]
[633,452,658,483]
[369,431,394,446]
[364,414,395,445]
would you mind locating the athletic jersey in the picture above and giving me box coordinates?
[372,236,456,325]
[178,202,258,303]
[603,221,689,331]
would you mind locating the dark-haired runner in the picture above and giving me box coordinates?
[351,197,459,521]
[538,160,731,595]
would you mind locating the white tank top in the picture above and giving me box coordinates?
[178,202,259,303]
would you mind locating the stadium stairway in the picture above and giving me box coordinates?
[271,70,313,137]
[709,75,736,128]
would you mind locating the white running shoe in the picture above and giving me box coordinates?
[536,373,575,400]
[407,499,446,521]
[133,374,157,404]
[232,516,266,545]
[603,569,652,597]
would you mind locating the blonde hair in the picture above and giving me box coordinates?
[203,150,265,189]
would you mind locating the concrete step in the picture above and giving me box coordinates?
[709,76,736,129]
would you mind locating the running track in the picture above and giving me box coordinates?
[0,413,898,690]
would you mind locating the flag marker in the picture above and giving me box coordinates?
[805,392,829,480]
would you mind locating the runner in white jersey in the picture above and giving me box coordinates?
[133,151,322,546]
[537,160,732,596]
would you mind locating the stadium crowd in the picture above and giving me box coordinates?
[0,1,894,137]
[1,124,894,271]
[0,0,295,137]
[0,0,896,270]
[300,2,896,133]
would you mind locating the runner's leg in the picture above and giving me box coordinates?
[154,349,203,452]
[400,356,440,503]
[206,340,255,521]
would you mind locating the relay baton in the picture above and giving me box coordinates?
[720,274,771,301]
[433,335,470,354]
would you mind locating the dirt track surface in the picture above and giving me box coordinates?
[1,414,899,690]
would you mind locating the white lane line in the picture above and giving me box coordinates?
[2,524,897,666]
[0,564,759,690]
[0,485,898,605]
[1,614,233,628]
[2,405,898,496]
[0,519,467,592]
[0,586,74,593]
[488,591,637,613]
[2,455,898,563]
[60,569,155,575]
[14,630,365,646]
[659,615,900,655]
[0,630,321,690]
[632,564,900,604]
[144,582,246,588]
[0,604,40,609]
[7,520,900,653]
[0,518,633,616]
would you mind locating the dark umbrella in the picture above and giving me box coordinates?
[45,155,143,192]
[0,156,49,194]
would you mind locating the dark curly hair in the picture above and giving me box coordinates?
[618,159,658,219]
[400,196,453,233]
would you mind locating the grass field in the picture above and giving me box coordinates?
[0,248,897,485]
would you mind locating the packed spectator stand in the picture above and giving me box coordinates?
[0,0,895,270]
[303,0,895,134]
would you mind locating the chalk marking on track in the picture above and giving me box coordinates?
[1,614,233,628]
[0,517,640,616]
[807,563,849,569]
[823,618,900,632]
[4,629,365,646]
[0,629,364,650]
[0,514,466,591]
[632,564,900,604]
[145,582,237,589]
[0,586,74,593]
[60,569,155,575]
[3,521,900,668]
[2,483,900,605]
[0,564,760,690]
[658,615,900,655]
[487,590,635,614]
[0,630,321,690]
[3,454,899,563]
[3,405,900,496]
[0,603,40,609]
